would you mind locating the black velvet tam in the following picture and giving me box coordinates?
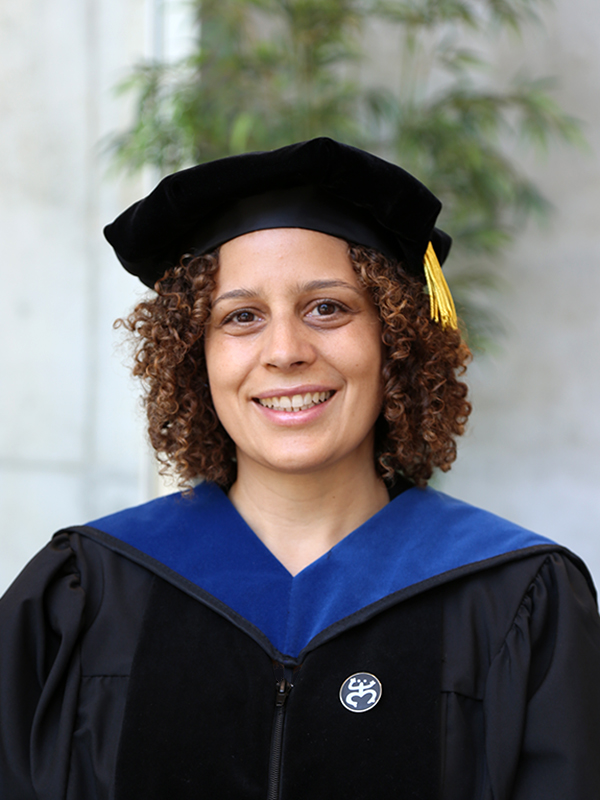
[103,137,451,288]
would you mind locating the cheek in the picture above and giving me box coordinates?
[203,335,230,412]
[361,329,385,412]
[335,326,384,403]
[204,334,236,385]
[354,321,383,375]
[204,335,253,416]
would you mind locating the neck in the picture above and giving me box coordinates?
[228,456,389,576]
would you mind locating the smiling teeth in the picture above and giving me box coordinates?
[258,391,333,412]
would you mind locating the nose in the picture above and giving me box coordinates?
[260,313,316,371]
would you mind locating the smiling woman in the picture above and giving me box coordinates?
[121,232,470,495]
[1,138,600,799]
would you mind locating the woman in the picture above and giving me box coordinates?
[1,138,599,799]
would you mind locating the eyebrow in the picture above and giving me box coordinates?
[300,279,363,296]
[212,288,257,306]
[212,279,363,306]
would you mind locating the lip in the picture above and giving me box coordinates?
[252,384,337,401]
[251,389,337,425]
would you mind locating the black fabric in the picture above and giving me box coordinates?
[114,575,442,800]
[2,531,600,799]
[0,531,153,800]
[114,577,274,799]
[103,137,451,287]
[187,185,402,262]
[440,551,600,799]
[279,592,442,800]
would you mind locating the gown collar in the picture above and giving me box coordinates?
[87,482,553,657]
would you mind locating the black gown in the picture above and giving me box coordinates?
[1,483,600,799]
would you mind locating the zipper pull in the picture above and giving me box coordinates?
[275,677,292,707]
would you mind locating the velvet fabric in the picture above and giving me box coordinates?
[186,184,403,262]
[103,137,452,287]
[88,482,553,658]
[114,578,274,799]
[2,522,600,797]
[114,574,442,800]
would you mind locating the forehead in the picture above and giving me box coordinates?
[215,228,360,292]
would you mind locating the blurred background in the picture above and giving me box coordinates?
[1,0,599,594]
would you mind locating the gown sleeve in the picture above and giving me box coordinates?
[483,552,600,799]
[0,532,87,800]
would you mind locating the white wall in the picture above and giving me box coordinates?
[441,3,600,581]
[1,1,599,594]
[0,0,152,592]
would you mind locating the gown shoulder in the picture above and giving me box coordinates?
[0,530,153,799]
[441,550,600,799]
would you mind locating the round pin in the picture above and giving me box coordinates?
[339,672,382,713]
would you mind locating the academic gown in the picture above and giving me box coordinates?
[1,482,600,800]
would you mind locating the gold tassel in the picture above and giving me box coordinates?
[423,241,458,330]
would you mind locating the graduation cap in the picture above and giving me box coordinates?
[104,137,457,328]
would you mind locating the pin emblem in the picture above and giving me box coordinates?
[339,672,382,713]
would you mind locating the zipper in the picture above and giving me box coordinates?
[267,663,294,800]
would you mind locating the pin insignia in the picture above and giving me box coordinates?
[339,672,382,713]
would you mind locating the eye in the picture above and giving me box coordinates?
[222,308,259,325]
[232,310,256,323]
[307,301,345,318]
[315,302,337,316]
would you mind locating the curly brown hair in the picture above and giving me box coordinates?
[117,243,471,488]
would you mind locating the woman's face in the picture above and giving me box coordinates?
[204,228,383,480]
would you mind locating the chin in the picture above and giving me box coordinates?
[247,444,370,479]
[262,454,335,475]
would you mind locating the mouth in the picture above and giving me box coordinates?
[255,390,334,413]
